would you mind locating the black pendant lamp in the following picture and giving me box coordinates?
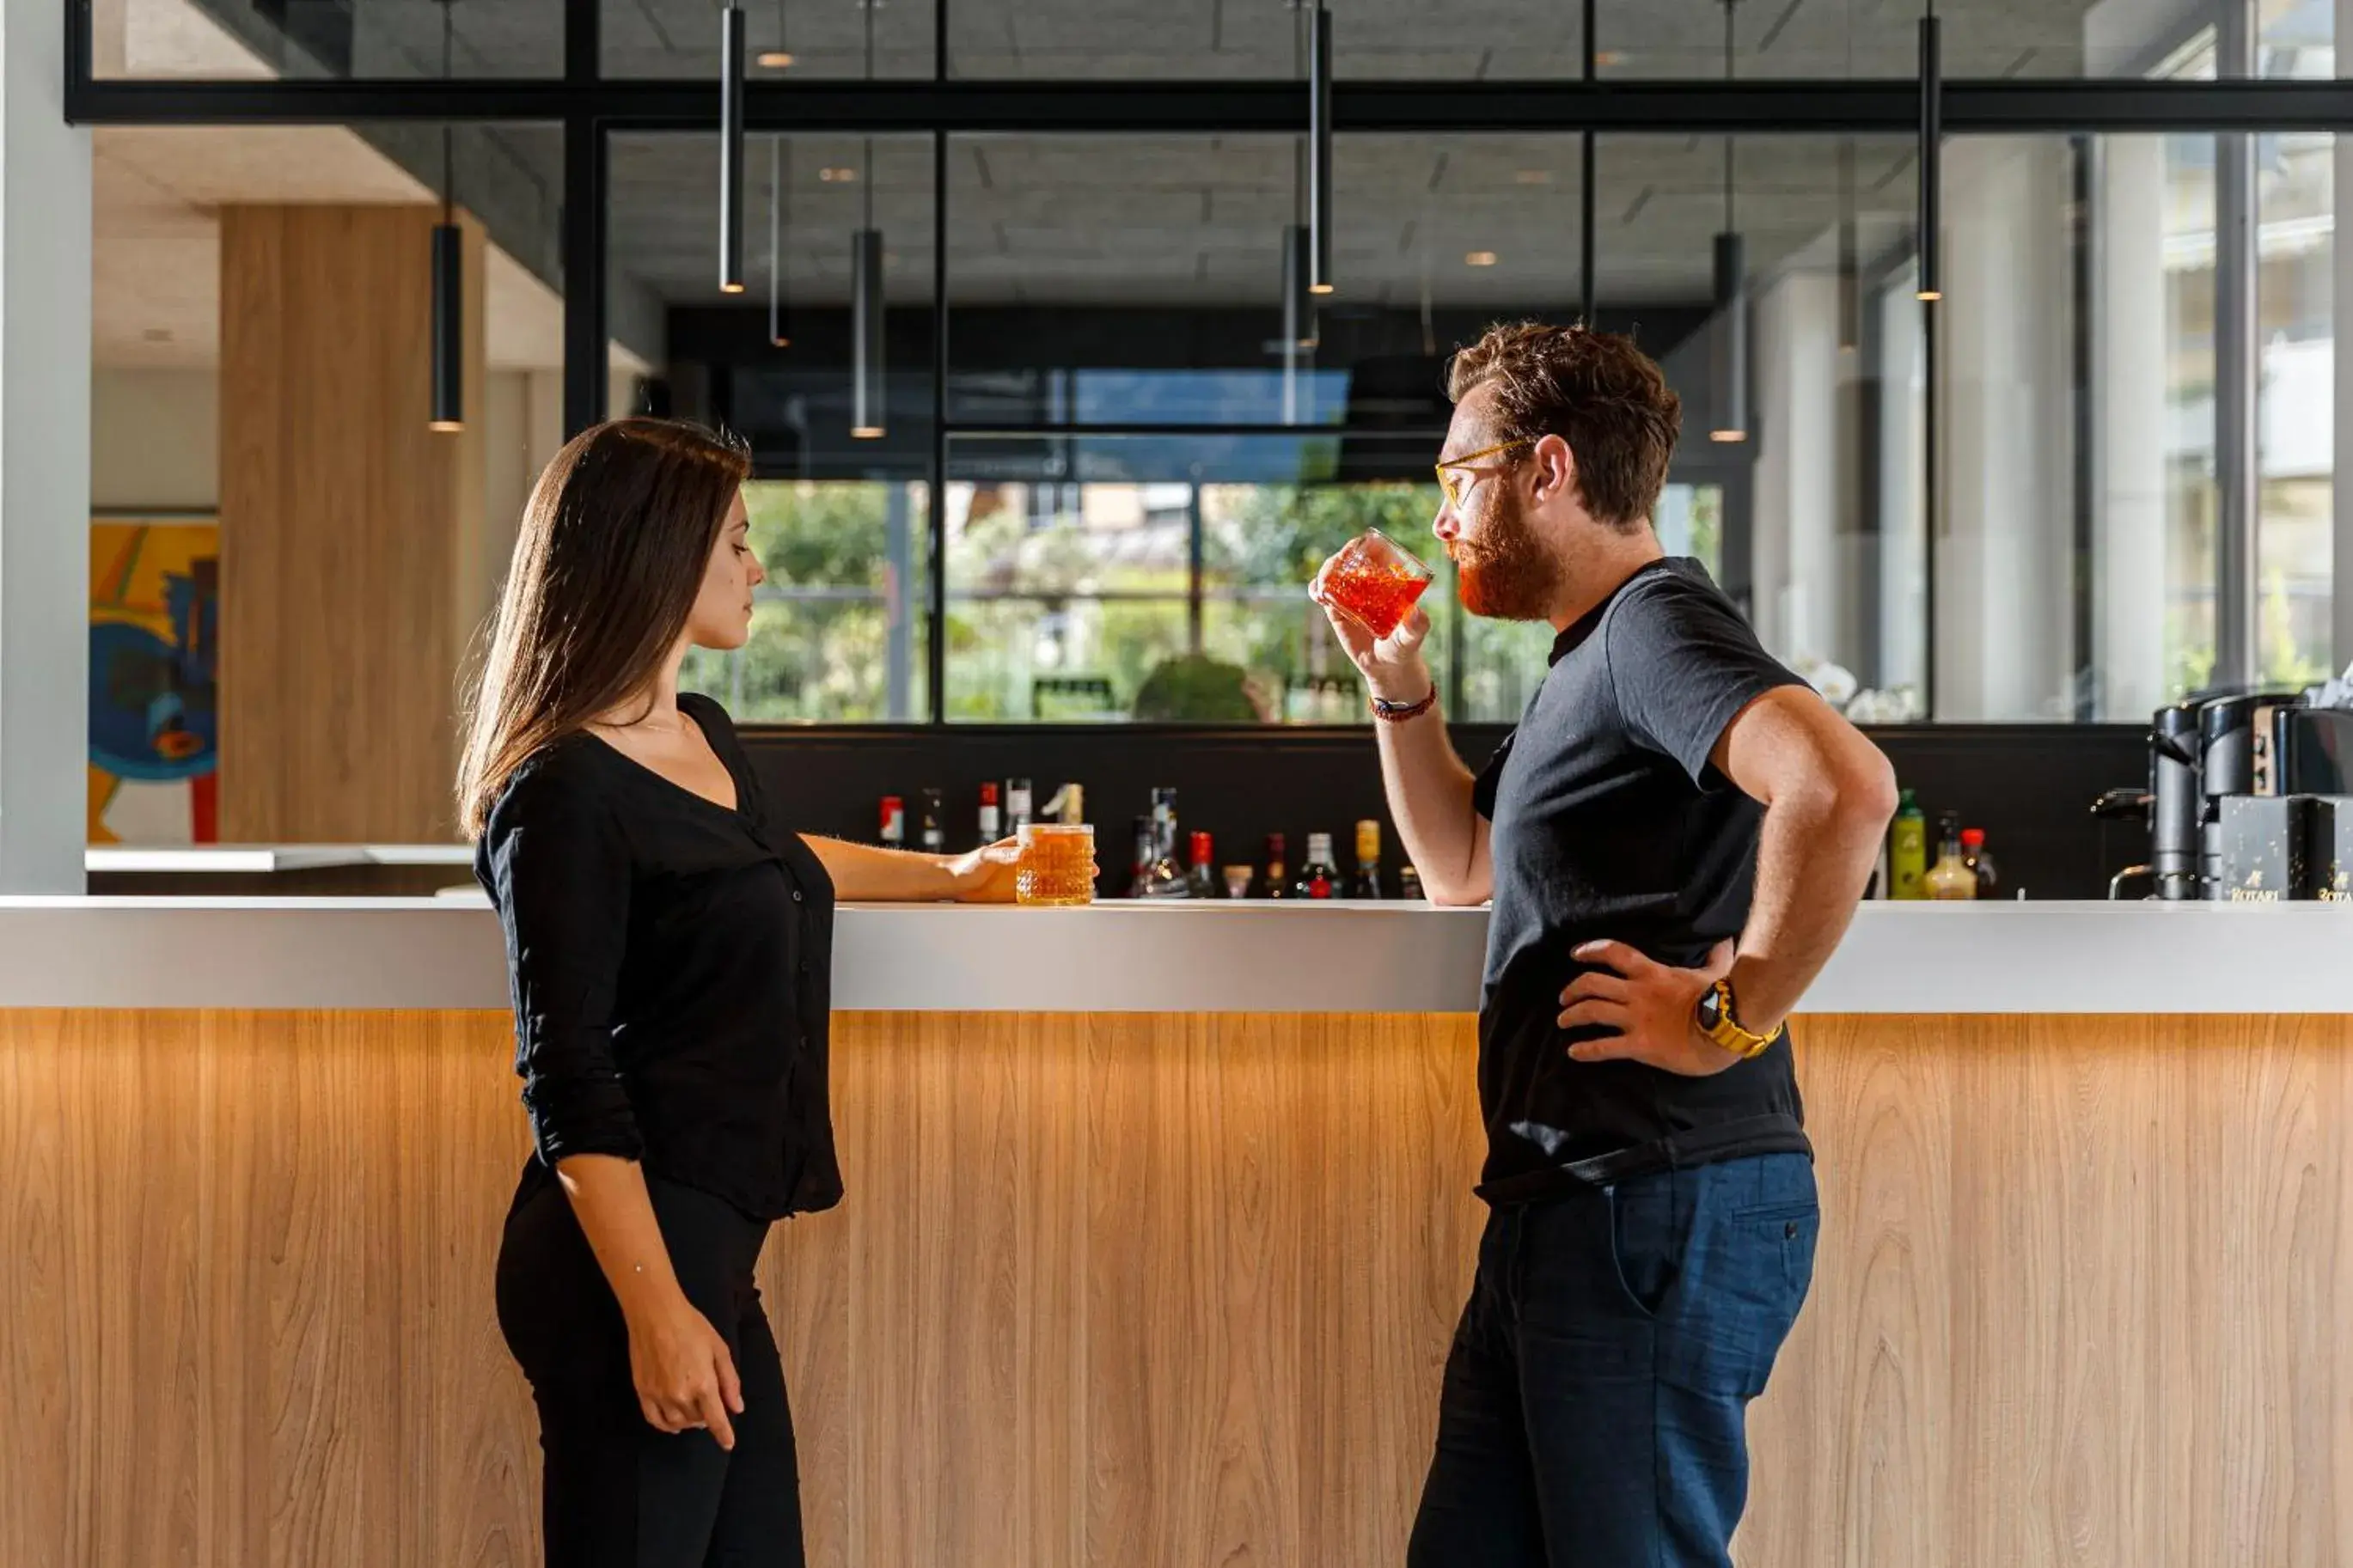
[1917,3,1942,302]
[757,0,794,68]
[1307,3,1334,296]
[1280,0,1317,416]
[1708,1,1747,443]
[849,0,885,438]
[719,3,747,295]
[429,0,461,432]
[1837,137,1860,354]
[768,136,791,349]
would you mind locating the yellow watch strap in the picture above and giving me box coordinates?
[1700,980,1775,1059]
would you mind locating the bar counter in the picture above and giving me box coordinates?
[6,900,2351,1566]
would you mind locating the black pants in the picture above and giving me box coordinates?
[496,1173,804,1568]
[1406,1153,1818,1567]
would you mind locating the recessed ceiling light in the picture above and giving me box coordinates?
[1709,429,1748,443]
[1595,49,1626,66]
[1464,250,1499,267]
[756,50,796,68]
[819,168,857,183]
[1513,169,1552,185]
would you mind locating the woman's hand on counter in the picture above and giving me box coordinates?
[626,1292,744,1449]
[945,839,1025,903]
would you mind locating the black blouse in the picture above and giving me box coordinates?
[474,692,842,1221]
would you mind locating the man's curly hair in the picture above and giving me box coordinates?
[1445,321,1681,533]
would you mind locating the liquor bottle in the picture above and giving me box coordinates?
[1294,833,1339,900]
[1140,787,1189,897]
[1960,827,1999,899]
[1263,833,1289,900]
[1128,817,1155,898]
[1889,788,1928,900]
[1222,864,1255,900]
[1040,782,1084,826]
[1005,778,1035,834]
[1398,864,1425,902]
[879,795,906,849]
[1350,819,1386,899]
[920,788,945,854]
[1187,832,1219,899]
[1924,813,1977,900]
[977,781,1003,845]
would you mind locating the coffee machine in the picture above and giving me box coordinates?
[2099,691,2307,900]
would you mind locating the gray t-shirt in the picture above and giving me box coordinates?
[1470,557,1812,1205]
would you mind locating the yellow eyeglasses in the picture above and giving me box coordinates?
[1434,437,1535,511]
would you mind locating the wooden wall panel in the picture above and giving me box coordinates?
[217,206,487,844]
[8,1009,2353,1567]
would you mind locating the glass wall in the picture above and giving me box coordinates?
[607,131,937,722]
[75,0,2353,735]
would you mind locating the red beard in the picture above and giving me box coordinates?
[1450,500,1559,621]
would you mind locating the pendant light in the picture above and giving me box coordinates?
[428,0,462,432]
[1837,138,1860,354]
[757,0,794,68]
[719,3,747,295]
[1307,3,1334,296]
[768,136,791,348]
[849,0,885,439]
[1280,2,1317,424]
[1917,2,1942,302]
[1708,0,1747,443]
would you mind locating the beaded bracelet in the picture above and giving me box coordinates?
[1369,687,1439,723]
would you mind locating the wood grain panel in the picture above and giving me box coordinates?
[217,205,487,844]
[9,1009,2353,1567]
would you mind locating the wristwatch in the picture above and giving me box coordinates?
[1694,978,1775,1060]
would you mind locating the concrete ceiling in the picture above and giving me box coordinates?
[607,131,1921,310]
[96,0,2137,82]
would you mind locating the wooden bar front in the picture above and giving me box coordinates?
[7,1010,2351,1566]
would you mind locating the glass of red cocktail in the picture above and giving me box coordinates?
[1321,528,1435,640]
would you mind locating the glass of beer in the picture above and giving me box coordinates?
[1321,528,1435,640]
[1015,823,1097,906]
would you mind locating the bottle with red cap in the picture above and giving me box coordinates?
[879,795,906,849]
[1961,827,1999,899]
[977,781,1002,846]
[1187,831,1219,899]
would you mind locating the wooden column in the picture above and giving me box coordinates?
[217,205,486,844]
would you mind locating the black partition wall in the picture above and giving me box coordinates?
[67,0,2353,889]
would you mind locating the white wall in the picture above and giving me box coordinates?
[0,0,93,889]
[2096,136,2173,720]
[91,366,217,512]
[1935,136,2081,721]
[1749,271,1845,673]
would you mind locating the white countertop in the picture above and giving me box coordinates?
[85,844,474,874]
[0,898,2342,1014]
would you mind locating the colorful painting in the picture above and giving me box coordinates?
[89,521,219,844]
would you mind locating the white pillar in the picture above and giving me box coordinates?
[1935,136,2077,721]
[1749,271,1844,672]
[2097,136,2173,720]
[0,0,93,891]
[2334,0,2353,672]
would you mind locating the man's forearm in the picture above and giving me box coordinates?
[1726,783,1886,1034]
[1372,700,1487,905]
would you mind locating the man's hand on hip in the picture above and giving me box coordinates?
[1557,939,1742,1077]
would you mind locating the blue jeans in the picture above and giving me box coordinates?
[1406,1152,1818,1568]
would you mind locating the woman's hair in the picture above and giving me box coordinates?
[455,418,750,838]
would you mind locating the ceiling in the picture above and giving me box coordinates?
[91,0,2216,365]
[606,131,1922,311]
[95,0,2147,82]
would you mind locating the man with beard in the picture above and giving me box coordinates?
[1311,321,1894,1567]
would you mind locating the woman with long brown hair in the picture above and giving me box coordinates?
[459,418,1031,1567]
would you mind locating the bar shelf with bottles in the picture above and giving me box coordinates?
[868,777,1424,902]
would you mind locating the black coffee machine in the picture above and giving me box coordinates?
[2099,691,2311,900]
